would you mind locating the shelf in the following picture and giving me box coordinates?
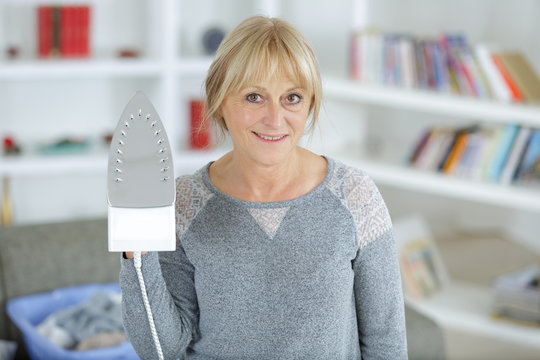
[340,157,540,212]
[323,77,540,128]
[406,281,540,348]
[0,148,228,177]
[175,57,213,76]
[0,59,163,80]
[0,57,215,81]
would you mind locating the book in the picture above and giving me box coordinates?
[350,31,362,80]
[499,127,532,185]
[454,132,485,178]
[393,215,449,299]
[469,127,502,181]
[496,52,540,103]
[408,128,432,165]
[477,125,506,181]
[431,41,450,93]
[492,54,523,102]
[474,44,512,102]
[189,100,210,150]
[413,39,428,90]
[37,6,53,58]
[399,36,417,88]
[410,127,439,170]
[442,128,476,175]
[492,265,540,325]
[515,129,540,185]
[486,124,519,182]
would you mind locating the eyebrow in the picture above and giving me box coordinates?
[244,85,305,93]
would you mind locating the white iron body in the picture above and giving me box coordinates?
[107,91,176,252]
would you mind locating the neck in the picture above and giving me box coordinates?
[216,148,305,202]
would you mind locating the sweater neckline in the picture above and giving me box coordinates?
[201,156,334,208]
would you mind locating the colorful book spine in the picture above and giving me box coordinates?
[485,124,519,183]
[491,54,523,102]
[37,6,53,58]
[474,44,512,102]
[442,131,470,175]
[515,129,540,184]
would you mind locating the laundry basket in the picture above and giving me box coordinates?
[6,283,138,360]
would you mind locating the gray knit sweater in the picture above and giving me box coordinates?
[120,157,408,359]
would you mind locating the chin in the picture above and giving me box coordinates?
[247,149,289,167]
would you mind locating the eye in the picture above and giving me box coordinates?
[246,93,262,103]
[285,94,302,105]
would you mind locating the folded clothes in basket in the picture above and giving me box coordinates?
[36,292,126,351]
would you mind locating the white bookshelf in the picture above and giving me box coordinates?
[339,1,540,357]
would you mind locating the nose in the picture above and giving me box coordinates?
[262,101,284,130]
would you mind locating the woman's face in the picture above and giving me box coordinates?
[220,78,311,167]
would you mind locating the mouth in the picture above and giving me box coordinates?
[252,131,288,142]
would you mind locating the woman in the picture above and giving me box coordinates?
[121,16,408,359]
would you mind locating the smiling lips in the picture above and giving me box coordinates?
[253,131,288,142]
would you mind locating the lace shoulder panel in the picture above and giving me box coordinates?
[327,160,392,250]
[175,168,214,245]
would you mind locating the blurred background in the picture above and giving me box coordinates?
[1,0,539,359]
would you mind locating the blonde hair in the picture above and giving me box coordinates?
[204,16,322,136]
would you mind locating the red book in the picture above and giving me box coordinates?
[492,54,523,102]
[190,100,210,149]
[79,6,90,57]
[74,7,82,56]
[60,7,73,57]
[37,6,52,58]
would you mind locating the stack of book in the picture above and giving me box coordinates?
[407,124,540,185]
[37,5,91,58]
[492,265,540,326]
[350,30,540,103]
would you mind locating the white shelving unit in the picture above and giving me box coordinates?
[331,0,540,356]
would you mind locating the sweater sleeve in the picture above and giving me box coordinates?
[353,229,408,359]
[119,247,199,359]
[334,164,407,359]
